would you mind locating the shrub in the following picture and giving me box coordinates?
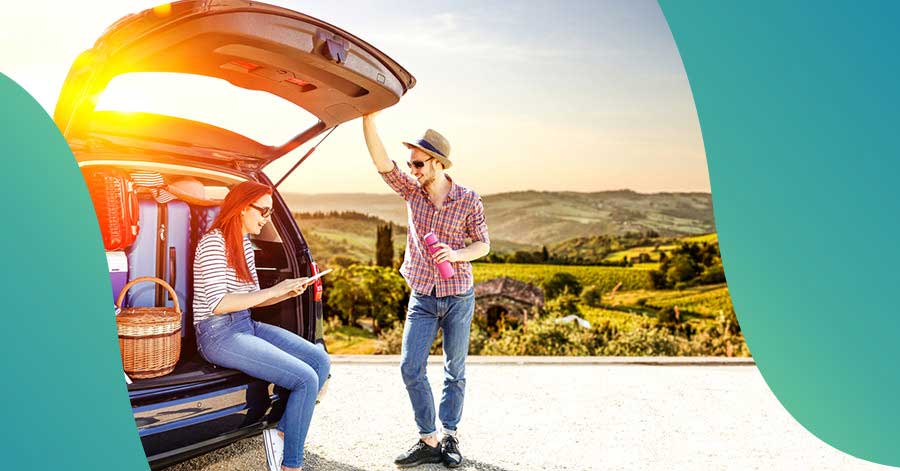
[698,262,726,284]
[375,321,404,354]
[656,306,680,324]
[542,272,583,299]
[543,293,582,317]
[331,255,359,268]
[685,311,749,357]
[580,285,604,308]
[480,316,615,356]
[602,325,689,356]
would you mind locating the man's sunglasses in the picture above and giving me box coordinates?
[406,156,434,169]
[249,204,273,218]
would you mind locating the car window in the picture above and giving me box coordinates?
[95,72,319,146]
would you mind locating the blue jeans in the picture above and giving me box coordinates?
[195,310,330,468]
[400,287,475,438]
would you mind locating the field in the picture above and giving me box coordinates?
[602,232,719,264]
[580,306,654,330]
[611,283,732,318]
[473,263,656,292]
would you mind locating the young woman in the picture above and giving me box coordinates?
[192,180,330,471]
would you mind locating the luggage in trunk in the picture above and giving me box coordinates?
[83,169,140,251]
[126,198,191,335]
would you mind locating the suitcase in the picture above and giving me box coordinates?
[126,198,191,336]
[83,169,139,251]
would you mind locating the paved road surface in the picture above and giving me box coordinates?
[165,357,896,471]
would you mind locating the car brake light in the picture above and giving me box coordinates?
[311,262,324,302]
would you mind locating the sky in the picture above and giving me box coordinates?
[0,0,710,196]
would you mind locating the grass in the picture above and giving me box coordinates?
[323,324,379,354]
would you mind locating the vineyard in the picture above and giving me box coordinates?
[611,284,733,318]
[473,263,655,293]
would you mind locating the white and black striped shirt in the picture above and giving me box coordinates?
[193,229,260,323]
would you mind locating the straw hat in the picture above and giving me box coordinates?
[166,178,221,207]
[403,129,452,169]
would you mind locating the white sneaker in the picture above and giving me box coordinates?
[263,428,284,471]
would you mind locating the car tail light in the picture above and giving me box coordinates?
[311,262,324,302]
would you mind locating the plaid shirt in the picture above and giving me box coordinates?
[381,161,490,297]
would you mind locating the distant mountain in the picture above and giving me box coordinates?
[294,211,532,265]
[283,190,715,247]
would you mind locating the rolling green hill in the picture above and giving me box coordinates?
[282,190,714,247]
[296,212,535,266]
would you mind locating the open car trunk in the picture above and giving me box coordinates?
[126,235,307,393]
[54,0,415,170]
[80,159,315,391]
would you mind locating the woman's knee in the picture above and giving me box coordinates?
[284,363,319,394]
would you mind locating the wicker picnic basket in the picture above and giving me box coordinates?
[116,277,182,379]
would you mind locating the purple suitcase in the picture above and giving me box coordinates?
[126,198,191,335]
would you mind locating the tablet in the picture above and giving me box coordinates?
[305,268,333,284]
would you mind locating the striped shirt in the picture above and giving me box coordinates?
[381,161,490,297]
[192,229,260,323]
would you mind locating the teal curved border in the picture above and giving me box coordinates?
[0,74,148,469]
[659,1,900,466]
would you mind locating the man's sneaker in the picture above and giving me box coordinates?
[263,428,283,471]
[394,439,442,468]
[440,435,463,468]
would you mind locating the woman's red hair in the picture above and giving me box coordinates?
[210,180,273,283]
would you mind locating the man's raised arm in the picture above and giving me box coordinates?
[362,112,395,173]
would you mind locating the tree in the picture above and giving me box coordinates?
[375,223,393,268]
[326,265,408,333]
[542,272,583,299]
[666,254,698,287]
[580,285,604,308]
[541,245,550,262]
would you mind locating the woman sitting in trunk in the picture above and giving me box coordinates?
[192,180,329,471]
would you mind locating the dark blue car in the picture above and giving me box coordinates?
[52,1,414,467]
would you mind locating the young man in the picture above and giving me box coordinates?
[362,113,490,468]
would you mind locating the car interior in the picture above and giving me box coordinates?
[84,161,304,391]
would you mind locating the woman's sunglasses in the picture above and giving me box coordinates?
[406,156,434,169]
[249,204,273,218]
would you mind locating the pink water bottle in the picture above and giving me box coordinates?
[424,232,455,279]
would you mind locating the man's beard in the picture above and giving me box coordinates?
[419,175,436,189]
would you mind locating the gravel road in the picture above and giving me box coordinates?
[165,357,895,471]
